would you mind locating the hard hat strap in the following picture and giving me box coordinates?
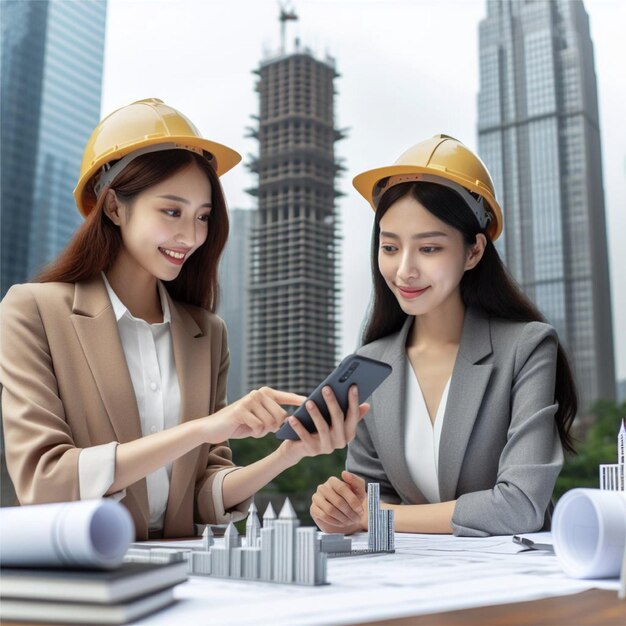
[373,172,492,230]
[93,142,213,198]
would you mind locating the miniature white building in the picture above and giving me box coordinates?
[245,501,261,547]
[273,498,300,583]
[599,419,625,491]
[260,526,274,581]
[296,527,326,585]
[319,533,352,554]
[140,498,328,586]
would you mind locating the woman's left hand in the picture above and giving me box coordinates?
[279,384,369,464]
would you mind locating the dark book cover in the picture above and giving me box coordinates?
[0,561,187,604]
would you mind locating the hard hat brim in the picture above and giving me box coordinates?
[353,164,503,241]
[73,136,241,217]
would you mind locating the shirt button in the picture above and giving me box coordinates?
[150,382,158,391]
[150,426,157,433]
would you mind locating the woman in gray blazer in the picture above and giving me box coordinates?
[310,135,577,537]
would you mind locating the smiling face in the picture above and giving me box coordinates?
[378,194,484,319]
[104,161,213,283]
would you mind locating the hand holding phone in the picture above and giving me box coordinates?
[275,354,392,441]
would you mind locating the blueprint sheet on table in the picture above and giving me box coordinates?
[136,532,619,626]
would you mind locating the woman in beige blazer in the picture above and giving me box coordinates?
[310,136,578,536]
[0,99,368,540]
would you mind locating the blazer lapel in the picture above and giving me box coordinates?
[371,317,428,504]
[438,308,494,502]
[71,278,142,444]
[164,296,212,531]
[70,277,149,529]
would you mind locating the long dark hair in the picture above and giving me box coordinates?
[363,181,577,453]
[36,149,228,311]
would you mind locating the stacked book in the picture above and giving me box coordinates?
[0,561,187,624]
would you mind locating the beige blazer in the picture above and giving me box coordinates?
[0,276,240,539]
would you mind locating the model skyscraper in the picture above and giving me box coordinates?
[599,420,625,491]
[367,483,394,552]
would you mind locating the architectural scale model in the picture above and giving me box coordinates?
[126,499,327,586]
[599,419,625,491]
[123,483,394,583]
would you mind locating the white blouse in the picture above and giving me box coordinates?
[404,359,451,504]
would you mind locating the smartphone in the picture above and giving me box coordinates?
[275,354,392,441]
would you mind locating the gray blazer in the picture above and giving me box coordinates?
[347,307,563,537]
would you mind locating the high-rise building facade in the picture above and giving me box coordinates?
[1,0,107,297]
[218,208,253,402]
[247,45,343,394]
[477,0,614,410]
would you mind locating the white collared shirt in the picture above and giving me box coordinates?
[78,274,180,531]
[404,359,451,504]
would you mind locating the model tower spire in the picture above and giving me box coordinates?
[246,500,261,548]
[224,522,241,549]
[263,501,277,530]
[202,525,214,551]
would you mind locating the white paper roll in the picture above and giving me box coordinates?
[0,499,133,569]
[552,488,626,579]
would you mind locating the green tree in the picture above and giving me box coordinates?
[230,435,346,524]
[555,399,625,499]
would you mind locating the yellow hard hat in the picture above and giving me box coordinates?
[352,134,503,240]
[74,98,242,216]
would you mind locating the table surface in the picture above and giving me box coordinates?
[1,589,623,626]
[361,589,625,626]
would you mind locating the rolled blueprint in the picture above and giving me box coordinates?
[553,488,626,579]
[0,499,133,569]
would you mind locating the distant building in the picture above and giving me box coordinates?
[247,36,344,395]
[477,0,615,410]
[617,379,626,405]
[218,208,253,402]
[1,0,107,296]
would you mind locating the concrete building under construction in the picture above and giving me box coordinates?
[247,26,344,394]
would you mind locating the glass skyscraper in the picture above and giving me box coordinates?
[1,0,107,296]
[218,208,253,403]
[478,0,614,410]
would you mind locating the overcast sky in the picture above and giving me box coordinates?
[101,0,626,381]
